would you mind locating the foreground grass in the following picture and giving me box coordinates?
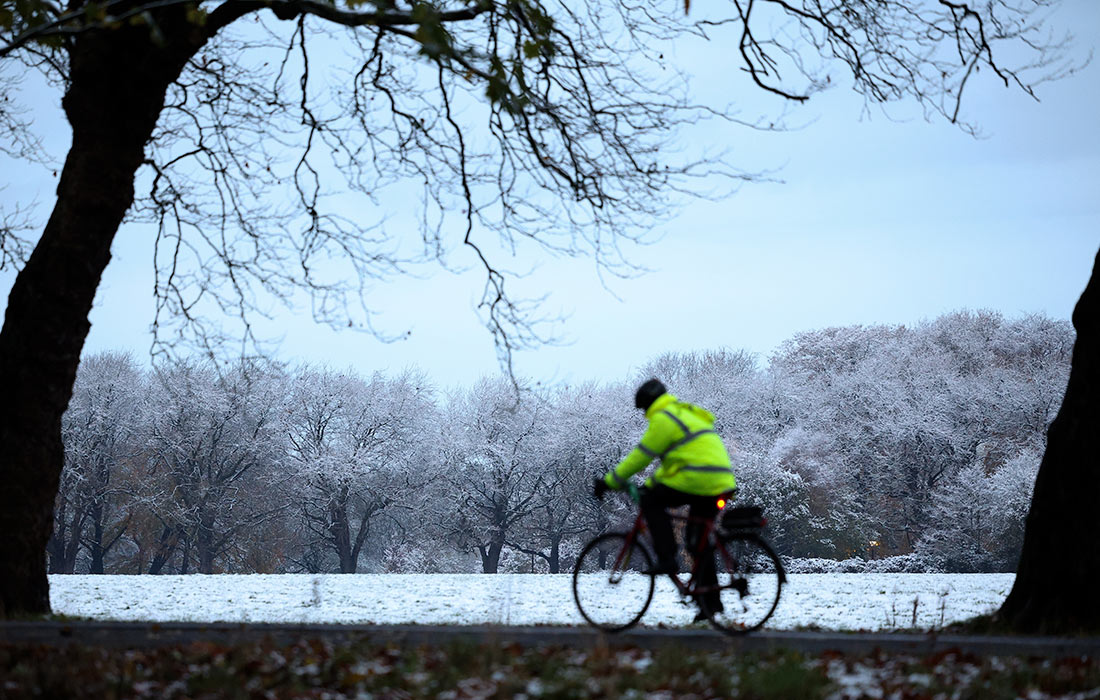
[3,636,1099,699]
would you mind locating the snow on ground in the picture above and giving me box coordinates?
[48,573,1014,631]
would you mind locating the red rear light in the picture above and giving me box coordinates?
[716,498,726,509]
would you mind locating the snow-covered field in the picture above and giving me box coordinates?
[49,573,1014,631]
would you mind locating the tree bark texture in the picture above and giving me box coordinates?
[147,525,180,575]
[998,247,1100,633]
[548,537,560,574]
[46,494,84,574]
[479,538,504,574]
[0,16,206,617]
[330,497,356,574]
[197,519,217,574]
[89,516,106,575]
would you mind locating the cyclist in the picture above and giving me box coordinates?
[593,378,736,620]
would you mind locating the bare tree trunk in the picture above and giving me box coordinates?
[179,533,192,575]
[479,537,505,573]
[147,525,179,575]
[998,248,1100,634]
[0,15,207,616]
[88,515,106,575]
[46,497,85,575]
[45,532,69,575]
[0,72,147,610]
[196,515,217,574]
[85,508,129,574]
[350,500,383,575]
[331,502,356,574]
[548,536,561,575]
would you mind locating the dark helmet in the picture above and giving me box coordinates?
[634,378,667,411]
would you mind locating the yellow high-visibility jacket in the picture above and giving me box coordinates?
[604,393,736,496]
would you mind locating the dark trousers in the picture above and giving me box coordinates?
[641,483,722,610]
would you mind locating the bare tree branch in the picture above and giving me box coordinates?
[0,0,1080,375]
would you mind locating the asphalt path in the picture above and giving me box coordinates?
[2,621,1098,658]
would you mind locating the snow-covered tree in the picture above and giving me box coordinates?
[144,362,287,573]
[437,379,555,573]
[506,382,635,572]
[50,352,144,573]
[41,309,1074,576]
[285,366,434,573]
[919,448,1042,572]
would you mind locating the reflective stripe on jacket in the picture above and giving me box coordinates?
[604,393,736,496]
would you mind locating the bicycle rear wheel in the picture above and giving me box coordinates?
[572,532,655,632]
[704,533,784,635]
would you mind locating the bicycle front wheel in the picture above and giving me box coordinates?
[705,533,785,635]
[572,532,655,632]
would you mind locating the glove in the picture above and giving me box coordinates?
[593,476,609,500]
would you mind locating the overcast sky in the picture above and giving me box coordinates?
[2,0,1098,388]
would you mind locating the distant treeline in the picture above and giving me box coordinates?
[49,310,1070,575]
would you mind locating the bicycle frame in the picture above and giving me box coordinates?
[617,503,729,602]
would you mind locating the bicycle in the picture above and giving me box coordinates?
[572,481,786,635]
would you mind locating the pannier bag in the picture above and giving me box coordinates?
[720,505,766,530]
